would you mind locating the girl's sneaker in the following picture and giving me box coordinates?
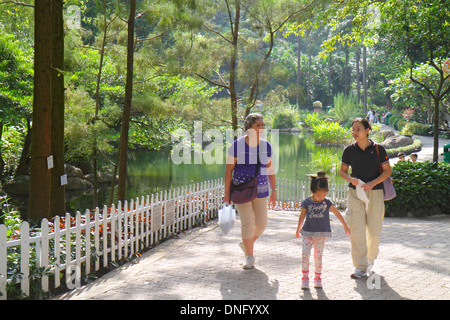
[313,278,322,289]
[301,277,309,290]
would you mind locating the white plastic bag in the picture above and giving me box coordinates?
[356,179,370,211]
[218,203,235,235]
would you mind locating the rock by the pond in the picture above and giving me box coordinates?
[2,164,116,195]
[3,175,30,195]
[65,176,93,191]
[380,135,413,149]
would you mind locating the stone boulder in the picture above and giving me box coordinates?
[65,164,85,178]
[379,130,395,141]
[3,175,30,195]
[84,172,118,184]
[65,177,93,191]
[380,135,414,149]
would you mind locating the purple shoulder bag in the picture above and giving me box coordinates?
[375,144,397,201]
[229,157,260,204]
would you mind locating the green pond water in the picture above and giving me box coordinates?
[68,131,346,213]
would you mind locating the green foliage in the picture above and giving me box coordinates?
[269,105,301,129]
[304,112,322,129]
[399,121,430,136]
[333,92,359,123]
[386,161,450,217]
[309,148,341,177]
[272,113,295,129]
[312,120,352,146]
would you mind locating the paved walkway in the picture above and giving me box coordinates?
[57,211,450,301]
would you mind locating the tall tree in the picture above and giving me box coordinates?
[28,0,53,221]
[174,0,318,130]
[50,0,65,216]
[117,0,136,203]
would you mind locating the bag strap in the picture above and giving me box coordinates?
[375,143,382,174]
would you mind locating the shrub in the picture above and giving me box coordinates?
[333,92,358,123]
[272,113,295,129]
[304,112,322,128]
[388,114,402,128]
[386,161,450,217]
[400,121,430,136]
[312,120,352,146]
[313,100,323,110]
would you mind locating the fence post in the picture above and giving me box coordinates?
[39,218,49,293]
[54,216,61,289]
[20,221,30,298]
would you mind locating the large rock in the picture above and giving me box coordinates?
[3,175,30,195]
[379,130,395,141]
[65,164,85,178]
[380,135,414,149]
[66,177,93,191]
[84,172,118,184]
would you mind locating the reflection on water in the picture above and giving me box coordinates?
[68,131,345,213]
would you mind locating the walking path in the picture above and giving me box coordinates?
[56,128,450,303]
[57,212,450,301]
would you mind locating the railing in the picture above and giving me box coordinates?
[0,178,347,299]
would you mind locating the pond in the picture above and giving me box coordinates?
[68,131,346,213]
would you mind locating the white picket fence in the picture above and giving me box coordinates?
[0,178,347,299]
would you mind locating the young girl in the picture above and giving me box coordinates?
[296,172,350,289]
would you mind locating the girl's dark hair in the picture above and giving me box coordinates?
[352,118,371,136]
[310,171,329,193]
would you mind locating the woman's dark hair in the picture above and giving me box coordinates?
[243,113,264,131]
[352,117,371,137]
[310,171,329,193]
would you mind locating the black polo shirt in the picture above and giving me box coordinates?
[341,140,389,190]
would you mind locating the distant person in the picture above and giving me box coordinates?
[340,118,392,279]
[397,152,406,162]
[410,154,418,163]
[366,108,375,123]
[296,171,350,289]
[224,113,277,269]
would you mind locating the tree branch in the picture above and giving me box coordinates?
[0,1,34,7]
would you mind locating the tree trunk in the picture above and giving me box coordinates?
[328,51,332,98]
[50,0,66,217]
[229,1,240,131]
[356,47,361,104]
[14,120,32,177]
[92,4,109,208]
[297,35,302,106]
[432,98,439,164]
[362,46,367,113]
[28,0,53,221]
[117,0,136,203]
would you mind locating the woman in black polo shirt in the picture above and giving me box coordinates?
[340,118,391,279]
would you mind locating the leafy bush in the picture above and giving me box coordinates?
[388,114,402,129]
[304,112,322,128]
[272,113,295,129]
[399,121,430,136]
[386,161,450,217]
[333,92,358,123]
[312,120,352,146]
